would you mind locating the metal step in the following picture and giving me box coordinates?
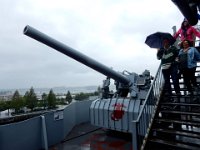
[169,93,200,97]
[169,92,200,96]
[152,128,200,139]
[162,97,200,103]
[170,75,200,81]
[155,118,200,127]
[163,89,200,94]
[161,102,200,107]
[160,110,200,117]
[148,138,200,150]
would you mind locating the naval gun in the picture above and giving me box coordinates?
[24,25,153,133]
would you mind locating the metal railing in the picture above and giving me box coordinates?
[132,64,164,150]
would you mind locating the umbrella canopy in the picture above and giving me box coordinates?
[145,32,176,48]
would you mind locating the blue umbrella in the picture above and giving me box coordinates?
[145,32,176,48]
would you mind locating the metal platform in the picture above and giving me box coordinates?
[50,122,132,150]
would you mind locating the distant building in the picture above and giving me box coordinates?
[56,95,66,99]
[0,91,13,101]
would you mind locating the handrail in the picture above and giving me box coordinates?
[132,64,164,150]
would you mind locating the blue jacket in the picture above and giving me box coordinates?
[179,47,200,68]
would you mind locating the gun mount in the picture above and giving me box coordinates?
[24,25,153,133]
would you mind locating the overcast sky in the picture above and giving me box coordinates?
[0,0,184,89]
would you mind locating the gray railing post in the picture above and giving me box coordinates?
[41,115,48,150]
[132,121,138,150]
[172,25,180,48]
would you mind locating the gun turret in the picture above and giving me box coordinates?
[24,25,153,133]
[24,25,152,98]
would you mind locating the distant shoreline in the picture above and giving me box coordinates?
[0,85,99,95]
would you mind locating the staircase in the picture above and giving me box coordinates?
[144,71,200,149]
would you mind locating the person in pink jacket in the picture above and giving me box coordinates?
[173,19,200,46]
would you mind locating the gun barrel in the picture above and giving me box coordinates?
[23,25,130,85]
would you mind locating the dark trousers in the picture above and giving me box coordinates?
[162,65,180,94]
[182,67,197,92]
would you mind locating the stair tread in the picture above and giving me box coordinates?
[160,110,200,116]
[155,118,200,126]
[165,94,200,97]
[161,102,200,107]
[149,138,200,150]
[152,128,200,139]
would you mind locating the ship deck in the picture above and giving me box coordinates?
[50,122,132,150]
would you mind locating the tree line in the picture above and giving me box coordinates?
[0,86,100,115]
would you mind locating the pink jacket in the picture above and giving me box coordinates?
[173,26,200,42]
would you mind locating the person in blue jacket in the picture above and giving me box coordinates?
[178,40,200,95]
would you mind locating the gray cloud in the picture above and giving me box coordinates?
[0,0,184,89]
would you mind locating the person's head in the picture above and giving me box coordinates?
[181,19,190,29]
[180,39,192,49]
[163,39,170,49]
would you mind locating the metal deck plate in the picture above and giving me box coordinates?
[50,122,132,150]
